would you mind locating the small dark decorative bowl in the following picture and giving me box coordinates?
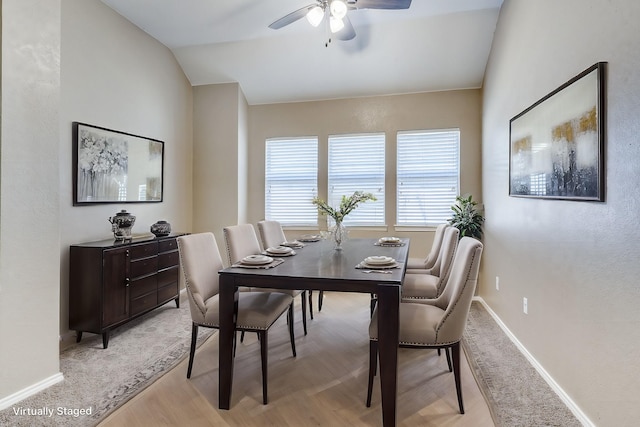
[150,220,171,237]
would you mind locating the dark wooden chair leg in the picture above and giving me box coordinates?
[259,331,268,405]
[445,346,453,372]
[240,330,245,342]
[288,303,297,357]
[366,340,378,407]
[187,323,198,378]
[318,290,324,311]
[301,291,308,335]
[308,290,314,319]
[370,294,377,317]
[452,342,464,414]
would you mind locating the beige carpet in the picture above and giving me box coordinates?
[0,297,213,427]
[463,301,582,427]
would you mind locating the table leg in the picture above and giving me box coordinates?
[219,275,238,409]
[376,283,400,427]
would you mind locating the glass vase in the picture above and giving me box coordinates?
[331,220,347,250]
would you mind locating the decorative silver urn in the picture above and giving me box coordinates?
[108,209,136,241]
[150,220,171,237]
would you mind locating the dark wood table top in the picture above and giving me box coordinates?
[220,237,409,292]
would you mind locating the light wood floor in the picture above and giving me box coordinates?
[99,292,494,427]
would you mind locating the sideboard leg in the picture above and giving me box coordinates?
[175,296,180,308]
[76,331,83,343]
[102,331,110,349]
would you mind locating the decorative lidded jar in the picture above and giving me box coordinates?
[108,209,136,241]
[150,220,171,237]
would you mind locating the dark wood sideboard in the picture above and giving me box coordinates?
[69,233,185,349]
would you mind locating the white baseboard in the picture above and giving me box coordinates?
[472,297,594,427]
[0,372,64,411]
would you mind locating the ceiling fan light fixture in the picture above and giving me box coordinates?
[329,16,345,33]
[330,0,348,20]
[306,6,324,27]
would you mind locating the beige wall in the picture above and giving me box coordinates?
[1,0,193,405]
[247,90,482,257]
[0,0,62,400]
[482,0,640,425]
[192,83,249,253]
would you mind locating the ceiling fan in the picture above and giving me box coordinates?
[268,0,412,46]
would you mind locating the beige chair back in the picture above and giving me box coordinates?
[257,220,287,250]
[223,224,262,265]
[177,232,223,325]
[431,237,483,344]
[423,223,449,269]
[430,226,460,293]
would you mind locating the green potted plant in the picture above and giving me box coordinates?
[448,194,485,240]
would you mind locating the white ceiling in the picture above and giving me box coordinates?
[100,0,503,105]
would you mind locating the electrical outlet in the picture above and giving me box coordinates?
[523,297,528,314]
[495,276,500,291]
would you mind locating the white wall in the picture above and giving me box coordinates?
[0,0,62,402]
[481,1,640,425]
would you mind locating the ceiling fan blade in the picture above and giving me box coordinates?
[268,4,317,30]
[348,0,412,10]
[335,16,356,41]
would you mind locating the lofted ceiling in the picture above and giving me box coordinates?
[100,0,503,105]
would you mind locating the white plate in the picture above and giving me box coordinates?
[361,261,399,270]
[266,246,293,255]
[364,256,395,265]
[281,241,303,247]
[241,255,273,265]
[298,234,321,242]
[379,236,401,243]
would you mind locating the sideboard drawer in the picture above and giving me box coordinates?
[130,242,158,260]
[130,274,157,300]
[158,238,178,253]
[158,282,178,304]
[158,251,179,269]
[130,292,158,316]
[130,256,158,279]
[158,267,178,288]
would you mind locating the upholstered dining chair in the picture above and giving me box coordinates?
[401,226,460,302]
[406,223,449,274]
[256,220,309,331]
[366,236,484,414]
[176,232,296,404]
[224,223,307,335]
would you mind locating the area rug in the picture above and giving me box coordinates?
[0,297,214,427]
[463,301,582,427]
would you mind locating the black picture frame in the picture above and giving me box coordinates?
[72,122,164,205]
[509,62,606,201]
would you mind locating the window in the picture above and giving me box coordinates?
[265,137,318,226]
[397,129,460,226]
[328,133,385,226]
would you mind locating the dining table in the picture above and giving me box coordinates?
[218,236,410,427]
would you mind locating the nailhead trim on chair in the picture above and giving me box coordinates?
[434,249,479,340]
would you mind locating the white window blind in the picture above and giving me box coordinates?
[397,129,460,226]
[265,137,318,226]
[328,133,385,226]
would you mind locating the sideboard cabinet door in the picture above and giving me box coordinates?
[102,247,130,327]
